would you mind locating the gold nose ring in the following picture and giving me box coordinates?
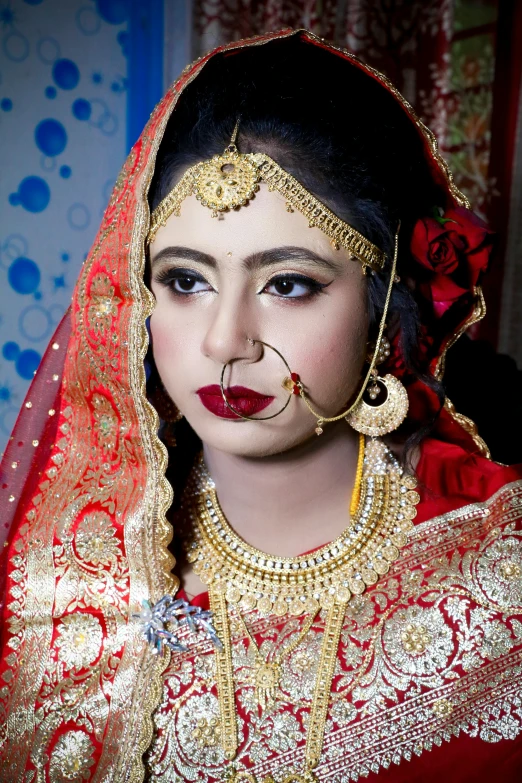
[219,339,296,421]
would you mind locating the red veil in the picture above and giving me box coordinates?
[0,29,521,782]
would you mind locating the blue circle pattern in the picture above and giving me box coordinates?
[3,342,20,361]
[35,119,67,156]
[8,257,41,294]
[0,235,28,267]
[52,58,80,90]
[19,305,53,342]
[37,37,60,65]
[1,1,129,430]
[16,349,41,379]
[10,176,50,212]
[96,0,129,25]
[3,32,30,63]
[67,203,90,230]
[76,6,101,35]
[72,98,91,121]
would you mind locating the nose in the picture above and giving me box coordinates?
[201,290,261,368]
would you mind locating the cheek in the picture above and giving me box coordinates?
[290,297,368,406]
[149,303,194,387]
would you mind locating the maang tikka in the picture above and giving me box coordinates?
[147,119,385,274]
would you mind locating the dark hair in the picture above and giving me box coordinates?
[148,36,445,467]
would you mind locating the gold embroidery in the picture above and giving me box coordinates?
[55,613,103,671]
[75,512,120,565]
[49,730,95,783]
[192,716,221,748]
[147,480,522,783]
[92,395,119,454]
[87,273,122,334]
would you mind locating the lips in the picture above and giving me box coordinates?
[196,385,275,419]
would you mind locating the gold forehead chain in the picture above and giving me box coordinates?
[147,120,386,273]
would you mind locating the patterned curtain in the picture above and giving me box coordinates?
[192,0,522,359]
[194,0,455,144]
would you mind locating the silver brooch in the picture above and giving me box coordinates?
[133,595,222,654]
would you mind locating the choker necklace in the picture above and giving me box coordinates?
[179,437,419,779]
[184,438,419,617]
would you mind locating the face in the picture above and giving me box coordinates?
[148,184,368,458]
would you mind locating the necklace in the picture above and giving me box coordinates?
[234,604,319,712]
[184,439,418,617]
[179,437,419,779]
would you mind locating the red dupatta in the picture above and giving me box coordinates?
[0,29,520,783]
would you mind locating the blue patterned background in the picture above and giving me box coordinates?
[0,0,129,447]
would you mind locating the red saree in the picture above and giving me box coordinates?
[147,439,522,782]
[0,28,521,783]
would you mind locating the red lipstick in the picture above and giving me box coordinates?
[196,385,275,419]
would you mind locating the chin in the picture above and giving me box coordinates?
[185,415,317,459]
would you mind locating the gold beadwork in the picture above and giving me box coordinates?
[147,146,385,273]
[234,605,318,711]
[184,440,418,619]
[349,433,365,516]
[181,437,418,775]
[346,374,409,437]
[305,600,348,770]
[209,584,238,761]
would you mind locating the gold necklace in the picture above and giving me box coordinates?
[234,604,319,712]
[180,437,419,779]
[185,439,418,617]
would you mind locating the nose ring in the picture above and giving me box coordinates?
[219,339,298,421]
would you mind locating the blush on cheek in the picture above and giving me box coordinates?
[149,313,184,383]
[295,312,367,410]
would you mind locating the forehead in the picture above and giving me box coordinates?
[150,184,352,264]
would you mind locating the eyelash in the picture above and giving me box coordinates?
[154,268,330,301]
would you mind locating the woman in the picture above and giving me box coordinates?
[1,28,521,783]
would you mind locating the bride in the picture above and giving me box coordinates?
[1,29,521,783]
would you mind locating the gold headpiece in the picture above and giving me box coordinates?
[147,121,386,273]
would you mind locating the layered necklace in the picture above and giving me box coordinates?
[179,437,419,781]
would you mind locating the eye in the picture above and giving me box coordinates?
[263,274,328,299]
[172,275,210,294]
[154,267,213,295]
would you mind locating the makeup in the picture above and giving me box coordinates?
[197,385,274,419]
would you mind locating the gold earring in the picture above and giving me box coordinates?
[150,384,183,447]
[346,336,408,437]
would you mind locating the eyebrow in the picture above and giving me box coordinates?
[151,245,341,273]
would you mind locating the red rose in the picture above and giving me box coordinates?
[410,206,494,316]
